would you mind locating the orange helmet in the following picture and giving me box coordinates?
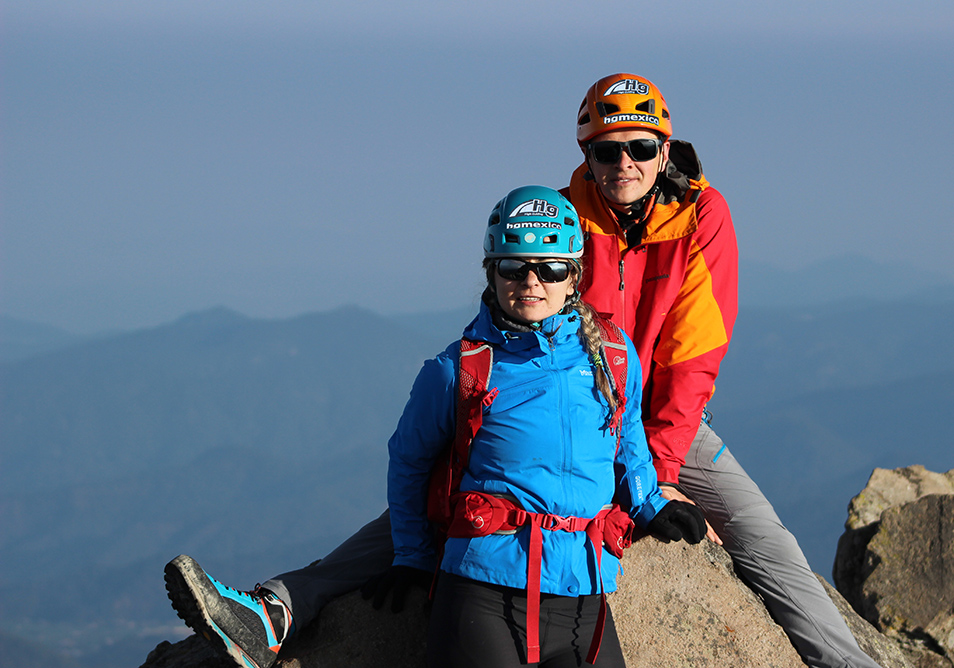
[576,73,672,145]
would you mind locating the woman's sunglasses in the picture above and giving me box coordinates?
[496,259,573,283]
[588,138,662,164]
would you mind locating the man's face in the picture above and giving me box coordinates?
[586,128,670,214]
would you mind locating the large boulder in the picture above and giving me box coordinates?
[143,535,903,667]
[835,466,954,668]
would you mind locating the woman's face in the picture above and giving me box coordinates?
[493,258,576,324]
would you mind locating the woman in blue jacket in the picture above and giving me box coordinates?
[387,185,706,668]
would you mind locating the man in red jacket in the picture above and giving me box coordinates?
[566,72,880,668]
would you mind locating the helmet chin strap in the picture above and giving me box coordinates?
[621,184,660,220]
[582,151,666,246]
[584,155,664,222]
[609,183,661,249]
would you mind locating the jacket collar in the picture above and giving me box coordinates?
[463,301,581,354]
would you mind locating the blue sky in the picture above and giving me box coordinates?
[3,1,953,333]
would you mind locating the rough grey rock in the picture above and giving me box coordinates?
[141,634,234,668]
[820,576,915,668]
[143,535,902,668]
[283,538,814,668]
[835,466,954,668]
[842,466,954,530]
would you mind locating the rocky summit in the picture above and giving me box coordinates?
[835,466,954,668]
[143,466,954,668]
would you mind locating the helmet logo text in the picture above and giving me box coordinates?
[510,198,559,218]
[602,113,659,127]
[506,221,561,229]
[604,80,650,96]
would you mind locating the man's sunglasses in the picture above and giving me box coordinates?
[496,259,574,283]
[588,138,663,164]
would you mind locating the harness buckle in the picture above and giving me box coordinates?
[540,514,572,531]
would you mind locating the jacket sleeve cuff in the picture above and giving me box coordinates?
[631,495,669,528]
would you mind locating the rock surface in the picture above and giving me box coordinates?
[142,535,904,667]
[835,466,954,668]
[841,466,954,530]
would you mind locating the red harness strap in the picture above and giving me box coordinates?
[446,491,634,664]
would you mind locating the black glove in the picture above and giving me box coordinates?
[647,500,707,545]
[360,565,433,613]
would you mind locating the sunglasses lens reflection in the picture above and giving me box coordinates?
[496,260,571,283]
[590,139,660,164]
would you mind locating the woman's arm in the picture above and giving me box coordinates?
[387,349,457,572]
[614,335,669,527]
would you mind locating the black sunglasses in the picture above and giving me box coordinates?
[588,138,662,164]
[496,259,573,283]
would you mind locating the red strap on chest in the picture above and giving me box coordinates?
[426,340,495,533]
[593,315,628,439]
[446,491,634,664]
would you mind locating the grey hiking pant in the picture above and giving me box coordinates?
[262,507,395,629]
[677,421,880,668]
[264,420,880,668]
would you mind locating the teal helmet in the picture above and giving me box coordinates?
[483,185,583,259]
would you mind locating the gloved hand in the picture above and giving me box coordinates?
[360,565,433,613]
[646,500,707,545]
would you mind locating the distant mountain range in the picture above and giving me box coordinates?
[1,256,953,668]
[738,254,954,308]
[0,316,88,363]
[0,306,444,667]
[4,254,953,364]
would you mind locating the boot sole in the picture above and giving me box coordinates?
[164,555,276,668]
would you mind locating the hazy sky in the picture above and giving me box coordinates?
[4,1,953,333]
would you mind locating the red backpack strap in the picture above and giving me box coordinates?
[426,339,497,533]
[451,339,497,494]
[592,315,628,438]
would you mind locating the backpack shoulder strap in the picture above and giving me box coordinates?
[592,315,628,436]
[452,338,497,487]
[427,338,497,533]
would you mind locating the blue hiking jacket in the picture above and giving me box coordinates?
[387,302,668,596]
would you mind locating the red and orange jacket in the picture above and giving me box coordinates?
[562,142,738,483]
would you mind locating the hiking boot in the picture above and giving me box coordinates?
[164,554,294,668]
